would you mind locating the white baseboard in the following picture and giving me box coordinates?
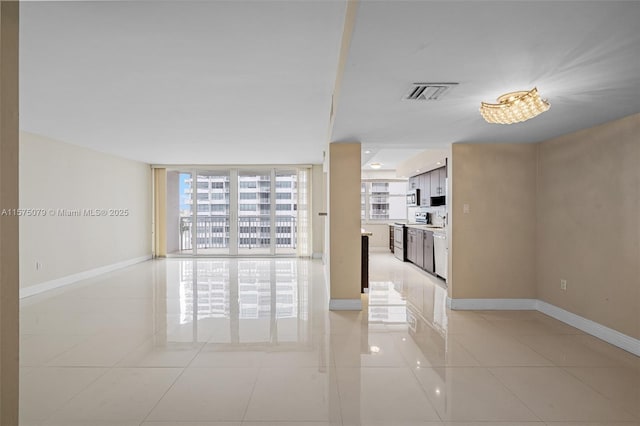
[448,297,640,356]
[536,300,640,356]
[20,255,152,299]
[447,297,537,310]
[329,298,363,311]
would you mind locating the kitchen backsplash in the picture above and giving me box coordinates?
[408,206,447,226]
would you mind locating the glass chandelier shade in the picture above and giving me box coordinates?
[480,87,550,124]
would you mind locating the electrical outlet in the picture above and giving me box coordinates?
[463,204,470,214]
[560,279,567,290]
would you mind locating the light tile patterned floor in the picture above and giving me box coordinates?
[19,254,639,425]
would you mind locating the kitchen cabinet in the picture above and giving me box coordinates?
[419,173,430,206]
[416,230,424,268]
[408,176,419,190]
[423,230,434,273]
[439,167,447,193]
[430,167,446,196]
[408,166,448,205]
[403,226,437,277]
[407,228,417,263]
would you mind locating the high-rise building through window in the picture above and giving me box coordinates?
[179,172,298,250]
[361,181,407,221]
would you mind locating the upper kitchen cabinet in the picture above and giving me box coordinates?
[419,173,430,206]
[407,165,447,207]
[430,167,446,196]
[408,175,419,190]
[439,167,447,194]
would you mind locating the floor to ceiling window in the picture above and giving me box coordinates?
[275,170,298,255]
[164,167,309,257]
[237,170,272,255]
[194,170,231,255]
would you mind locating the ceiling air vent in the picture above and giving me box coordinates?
[404,83,458,101]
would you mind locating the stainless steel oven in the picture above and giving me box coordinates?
[393,224,406,261]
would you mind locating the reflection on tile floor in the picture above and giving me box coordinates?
[19,253,639,425]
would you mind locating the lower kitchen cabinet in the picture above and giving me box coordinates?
[405,227,435,275]
[416,230,424,268]
[423,230,434,274]
[407,229,417,263]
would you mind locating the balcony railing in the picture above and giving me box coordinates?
[179,215,296,251]
[180,215,229,250]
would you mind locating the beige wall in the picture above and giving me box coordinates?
[451,143,537,299]
[537,113,640,339]
[361,223,391,249]
[451,113,640,339]
[328,142,361,304]
[19,132,152,288]
[0,1,20,422]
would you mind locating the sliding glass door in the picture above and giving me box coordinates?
[166,171,193,255]
[275,170,298,255]
[167,167,304,256]
[195,170,231,255]
[237,170,272,255]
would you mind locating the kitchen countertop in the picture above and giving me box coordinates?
[406,224,447,234]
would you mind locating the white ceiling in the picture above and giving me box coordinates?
[20,1,640,167]
[19,1,346,164]
[333,1,640,160]
[362,148,424,171]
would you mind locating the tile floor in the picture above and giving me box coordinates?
[19,252,639,425]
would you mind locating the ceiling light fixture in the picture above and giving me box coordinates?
[364,150,371,154]
[370,162,382,169]
[480,87,550,124]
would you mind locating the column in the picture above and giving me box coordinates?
[327,142,362,310]
[0,1,19,424]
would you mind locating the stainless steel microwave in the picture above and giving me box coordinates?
[406,189,420,206]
